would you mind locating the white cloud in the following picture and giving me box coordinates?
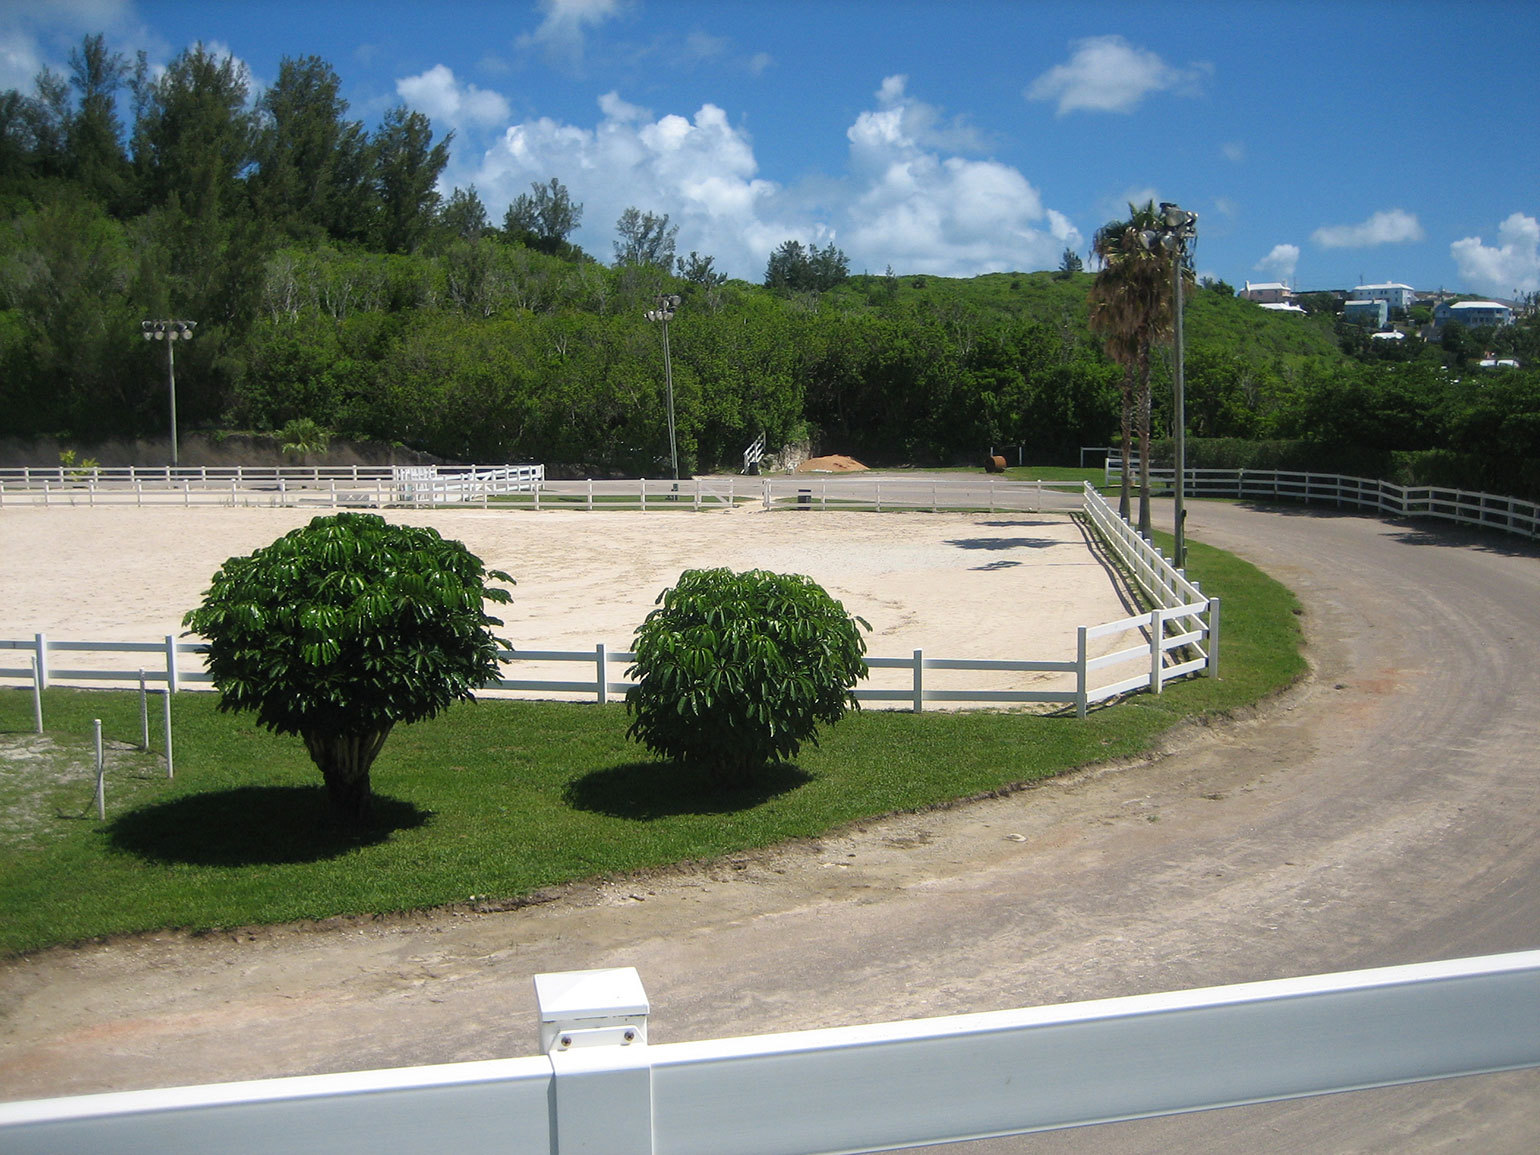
[1311,208,1425,249]
[521,0,623,68]
[1222,141,1245,164]
[1027,35,1207,115]
[467,76,1079,280]
[1451,212,1540,296]
[396,65,511,131]
[1254,244,1300,281]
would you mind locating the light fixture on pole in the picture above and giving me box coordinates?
[142,320,196,467]
[644,294,682,484]
[1140,204,1197,570]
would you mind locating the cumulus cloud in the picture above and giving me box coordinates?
[467,75,1079,280]
[1027,35,1207,115]
[1451,212,1540,296]
[1254,244,1300,281]
[521,0,622,68]
[844,77,1076,275]
[1311,208,1425,249]
[397,65,511,130]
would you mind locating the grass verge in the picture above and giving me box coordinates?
[0,535,1303,955]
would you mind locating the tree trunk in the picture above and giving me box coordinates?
[1118,368,1133,521]
[302,725,394,825]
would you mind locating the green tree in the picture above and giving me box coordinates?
[1089,202,1187,531]
[765,239,849,292]
[613,206,677,268]
[372,105,451,254]
[625,568,869,786]
[250,55,360,242]
[66,34,130,208]
[503,177,583,255]
[130,43,257,222]
[183,513,513,824]
[1054,247,1083,280]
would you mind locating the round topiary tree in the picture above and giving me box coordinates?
[183,512,513,824]
[625,568,869,785]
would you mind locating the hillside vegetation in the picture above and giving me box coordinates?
[4,34,1539,494]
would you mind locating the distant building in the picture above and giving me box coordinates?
[1350,283,1417,311]
[1241,281,1294,305]
[1434,300,1514,328]
[1343,299,1389,327]
[1370,330,1406,341]
[1258,302,1306,314]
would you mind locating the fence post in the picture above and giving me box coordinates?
[139,670,150,750]
[535,967,654,1155]
[1076,626,1088,720]
[30,656,42,733]
[1150,608,1166,694]
[164,635,179,693]
[33,633,48,690]
[640,479,647,511]
[162,691,174,779]
[94,719,105,820]
[587,479,594,512]
[911,648,925,713]
[596,643,608,706]
[1206,597,1222,679]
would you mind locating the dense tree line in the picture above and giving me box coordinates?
[3,33,1538,495]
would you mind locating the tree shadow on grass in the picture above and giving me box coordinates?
[107,786,431,866]
[564,760,811,820]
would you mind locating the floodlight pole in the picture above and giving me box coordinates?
[645,295,682,482]
[142,320,196,467]
[1156,204,1196,571]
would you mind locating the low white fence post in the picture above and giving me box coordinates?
[1206,598,1222,678]
[912,649,925,713]
[165,635,180,693]
[139,670,150,750]
[162,690,174,779]
[1150,607,1166,694]
[596,644,608,705]
[535,967,653,1155]
[1076,626,1088,720]
[30,656,42,732]
[93,719,105,820]
[33,633,47,690]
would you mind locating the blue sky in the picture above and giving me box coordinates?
[5,0,1539,297]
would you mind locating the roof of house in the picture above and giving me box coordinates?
[1353,283,1415,292]
[1445,300,1509,310]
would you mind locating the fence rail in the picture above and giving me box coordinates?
[1102,462,1540,542]
[0,464,544,509]
[4,951,1536,1154]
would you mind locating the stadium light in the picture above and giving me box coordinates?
[142,320,196,467]
[1144,204,1197,570]
[644,295,682,483]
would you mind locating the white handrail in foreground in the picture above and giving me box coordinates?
[3,951,1537,1154]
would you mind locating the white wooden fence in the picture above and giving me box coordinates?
[1104,462,1540,542]
[0,464,543,509]
[3,950,1537,1153]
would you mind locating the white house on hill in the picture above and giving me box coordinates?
[1350,283,1417,311]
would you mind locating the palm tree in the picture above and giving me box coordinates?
[1088,201,1177,535]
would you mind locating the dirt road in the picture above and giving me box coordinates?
[3,501,1539,1150]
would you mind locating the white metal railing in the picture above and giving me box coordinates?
[759,476,1079,513]
[1101,463,1540,542]
[3,951,1537,1154]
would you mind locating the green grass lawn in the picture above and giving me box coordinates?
[0,534,1303,955]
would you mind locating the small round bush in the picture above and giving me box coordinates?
[625,568,869,784]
